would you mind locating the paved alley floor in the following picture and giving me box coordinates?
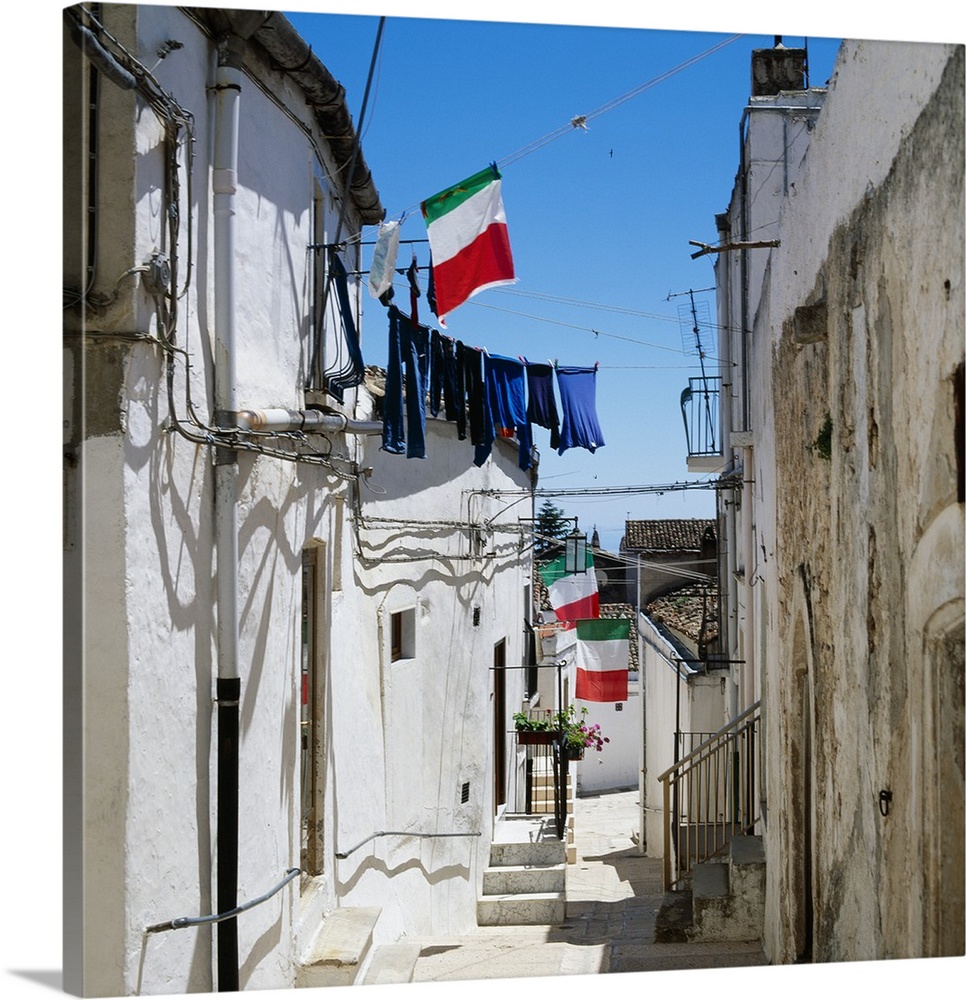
[404,787,767,983]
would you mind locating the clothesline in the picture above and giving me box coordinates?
[378,305,606,470]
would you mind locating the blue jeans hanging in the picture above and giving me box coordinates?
[382,306,429,459]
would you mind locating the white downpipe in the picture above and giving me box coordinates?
[235,408,382,435]
[213,63,242,684]
[212,58,243,991]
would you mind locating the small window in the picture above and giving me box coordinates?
[390,608,415,661]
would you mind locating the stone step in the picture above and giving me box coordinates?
[690,835,765,943]
[477,891,567,926]
[482,862,566,895]
[296,906,381,988]
[530,774,574,791]
[489,840,566,867]
[693,857,729,900]
[360,942,421,986]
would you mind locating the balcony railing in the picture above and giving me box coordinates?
[680,377,722,471]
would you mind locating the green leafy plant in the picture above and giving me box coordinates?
[514,705,610,752]
[512,710,554,732]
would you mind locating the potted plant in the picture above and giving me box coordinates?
[512,710,555,745]
[552,704,610,761]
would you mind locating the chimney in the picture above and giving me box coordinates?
[751,42,807,96]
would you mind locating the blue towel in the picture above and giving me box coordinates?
[556,365,605,455]
[475,354,532,470]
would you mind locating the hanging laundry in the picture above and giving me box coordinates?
[426,254,439,322]
[421,164,515,323]
[475,353,532,471]
[555,365,605,455]
[368,219,401,300]
[524,360,561,451]
[429,332,461,422]
[454,340,468,440]
[462,344,488,449]
[324,248,366,403]
[442,338,460,423]
[430,330,445,417]
[381,306,430,459]
[406,256,421,326]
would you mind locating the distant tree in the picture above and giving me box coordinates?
[535,499,569,556]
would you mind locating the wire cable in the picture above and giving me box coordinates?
[348,32,745,243]
[466,298,732,364]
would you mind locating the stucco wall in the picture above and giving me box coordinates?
[66,6,533,995]
[760,40,964,964]
[574,689,642,795]
[327,422,531,944]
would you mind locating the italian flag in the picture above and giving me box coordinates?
[421,164,515,322]
[574,618,631,702]
[538,549,600,627]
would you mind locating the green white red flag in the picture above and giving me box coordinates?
[538,549,599,627]
[574,618,631,702]
[421,164,515,322]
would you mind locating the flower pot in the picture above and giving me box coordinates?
[565,746,585,761]
[516,730,554,746]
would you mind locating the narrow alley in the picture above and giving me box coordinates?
[363,789,766,984]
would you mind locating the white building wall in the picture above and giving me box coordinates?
[326,422,531,944]
[639,615,691,858]
[573,688,641,795]
[65,7,532,995]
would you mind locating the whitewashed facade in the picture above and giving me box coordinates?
[63,6,532,995]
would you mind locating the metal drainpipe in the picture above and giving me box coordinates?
[212,41,243,994]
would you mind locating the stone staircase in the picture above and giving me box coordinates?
[477,815,569,926]
[655,834,765,943]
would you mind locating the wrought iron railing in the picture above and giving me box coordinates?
[508,725,570,839]
[657,701,761,890]
[680,376,721,459]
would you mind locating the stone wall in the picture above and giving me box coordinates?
[764,42,964,963]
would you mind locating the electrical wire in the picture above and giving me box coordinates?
[341,32,745,245]
[477,479,731,499]
[465,298,732,365]
[498,34,744,169]
[493,287,727,331]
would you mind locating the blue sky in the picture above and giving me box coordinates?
[284,6,844,550]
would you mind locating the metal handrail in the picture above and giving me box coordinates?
[659,701,761,890]
[146,868,301,933]
[657,700,761,782]
[335,830,481,860]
